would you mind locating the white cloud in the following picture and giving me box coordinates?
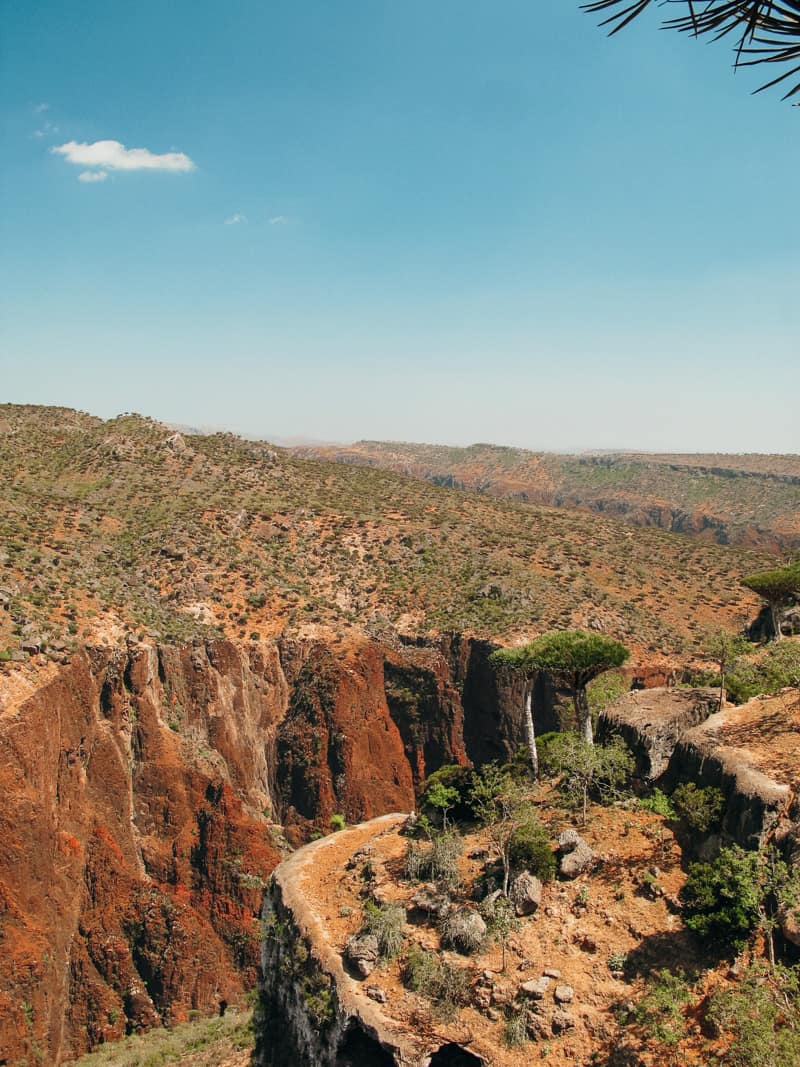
[33,102,49,113]
[269,215,288,225]
[78,170,108,183]
[52,139,195,173]
[224,213,247,225]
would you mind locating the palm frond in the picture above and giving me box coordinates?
[582,0,800,99]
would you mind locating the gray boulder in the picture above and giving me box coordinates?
[558,831,595,879]
[520,977,550,999]
[509,871,543,916]
[344,934,379,978]
[560,841,595,879]
[440,907,487,954]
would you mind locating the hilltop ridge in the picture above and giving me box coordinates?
[293,439,800,554]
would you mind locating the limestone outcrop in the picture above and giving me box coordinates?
[597,687,720,781]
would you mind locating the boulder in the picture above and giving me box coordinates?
[558,829,582,852]
[441,907,487,954]
[559,835,595,880]
[509,871,543,916]
[344,934,379,978]
[410,883,450,918]
[520,977,550,1000]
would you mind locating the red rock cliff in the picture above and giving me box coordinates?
[0,631,499,1063]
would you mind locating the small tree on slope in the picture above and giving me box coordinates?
[496,630,629,749]
[741,562,800,642]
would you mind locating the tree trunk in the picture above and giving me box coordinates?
[523,682,538,778]
[770,599,784,641]
[575,686,593,746]
[718,666,725,714]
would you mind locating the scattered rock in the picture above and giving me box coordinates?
[520,977,550,1000]
[543,967,561,979]
[558,829,582,852]
[472,985,492,1011]
[551,1008,576,1033]
[579,935,598,953]
[468,847,489,860]
[554,984,574,1004]
[560,840,595,879]
[344,934,379,978]
[164,432,186,454]
[410,884,450,919]
[527,1013,551,1039]
[365,984,387,1004]
[509,871,543,916]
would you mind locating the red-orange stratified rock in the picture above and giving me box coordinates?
[0,632,482,1063]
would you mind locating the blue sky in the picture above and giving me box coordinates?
[1,0,798,452]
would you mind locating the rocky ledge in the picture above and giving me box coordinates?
[256,814,487,1066]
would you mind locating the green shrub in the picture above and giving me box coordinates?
[707,961,800,1067]
[587,669,629,713]
[680,846,760,946]
[631,969,692,1047]
[330,813,346,832]
[507,818,556,882]
[503,1008,530,1047]
[671,782,725,833]
[419,765,474,825]
[726,642,800,703]
[639,789,675,819]
[540,732,634,824]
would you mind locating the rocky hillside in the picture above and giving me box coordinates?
[0,405,773,661]
[295,440,800,553]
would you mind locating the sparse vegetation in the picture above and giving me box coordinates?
[0,405,776,662]
[359,900,406,960]
[671,783,725,835]
[401,945,471,1019]
[540,733,634,825]
[68,1008,254,1066]
[707,961,800,1067]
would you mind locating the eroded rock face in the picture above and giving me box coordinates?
[0,640,284,1064]
[597,687,720,782]
[0,630,534,1063]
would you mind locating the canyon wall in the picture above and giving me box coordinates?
[0,630,543,1064]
